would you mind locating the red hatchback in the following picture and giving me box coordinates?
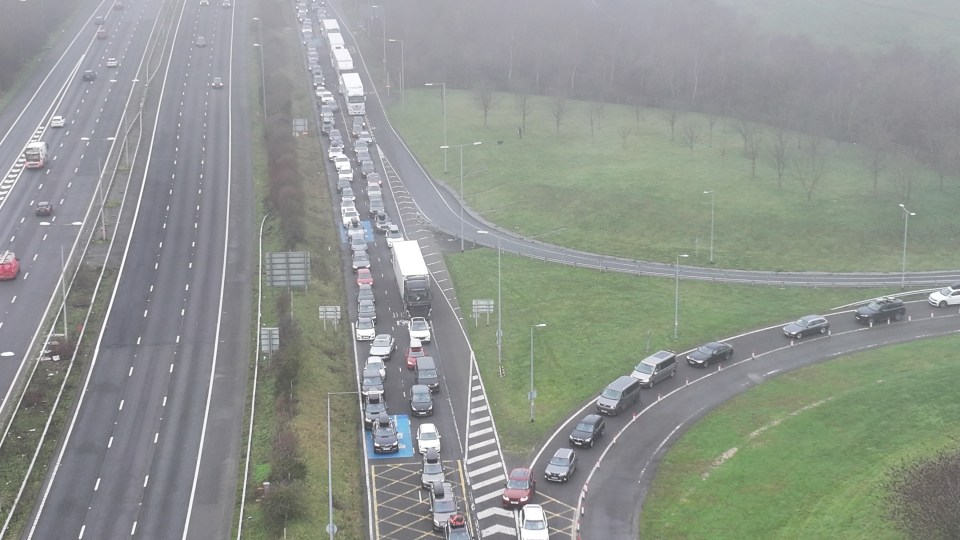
[356,268,374,286]
[405,338,425,369]
[501,467,536,508]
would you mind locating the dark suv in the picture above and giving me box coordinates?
[568,414,605,448]
[372,412,399,453]
[854,296,905,324]
[363,392,387,430]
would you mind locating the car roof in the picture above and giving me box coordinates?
[553,447,575,459]
[522,504,546,519]
[582,414,602,424]
[412,384,430,394]
[509,467,532,479]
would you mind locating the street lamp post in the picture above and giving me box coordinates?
[674,254,689,340]
[477,230,503,376]
[704,190,715,264]
[441,141,482,252]
[252,18,267,120]
[529,323,546,422]
[898,204,915,289]
[388,38,404,107]
[81,136,116,241]
[40,223,83,341]
[425,82,448,172]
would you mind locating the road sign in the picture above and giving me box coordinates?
[472,299,494,326]
[260,327,279,353]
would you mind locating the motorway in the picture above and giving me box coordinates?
[6,1,254,539]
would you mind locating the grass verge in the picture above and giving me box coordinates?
[640,335,960,539]
[386,89,956,272]
[446,249,894,457]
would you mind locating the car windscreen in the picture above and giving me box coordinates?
[575,422,593,432]
[549,456,570,466]
[420,369,438,379]
[412,393,431,403]
[524,518,547,530]
[434,499,456,513]
[600,388,621,400]
[506,478,529,489]
[634,363,654,374]
[423,461,443,474]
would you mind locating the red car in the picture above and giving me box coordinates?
[405,338,425,369]
[501,467,536,508]
[356,268,374,286]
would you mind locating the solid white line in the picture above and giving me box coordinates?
[468,438,496,452]
[476,506,513,519]
[472,479,508,496]
[468,426,493,439]
[465,449,499,465]
[468,462,503,477]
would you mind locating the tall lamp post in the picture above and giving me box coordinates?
[388,38,404,107]
[39,222,83,342]
[80,136,116,241]
[898,204,915,289]
[425,82,447,172]
[370,5,386,83]
[477,230,503,376]
[703,190,715,264]
[441,141,482,252]
[252,18,267,120]
[529,323,546,422]
[674,254,689,340]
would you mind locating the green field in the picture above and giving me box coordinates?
[446,250,894,457]
[716,0,960,53]
[641,336,960,539]
[387,90,958,273]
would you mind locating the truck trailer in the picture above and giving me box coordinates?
[23,142,48,169]
[391,240,432,318]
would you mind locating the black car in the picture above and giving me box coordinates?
[854,296,906,324]
[83,70,97,81]
[686,341,734,368]
[372,412,399,453]
[358,298,376,321]
[368,195,385,216]
[410,384,434,417]
[374,212,392,232]
[35,202,53,217]
[357,283,374,304]
[361,367,384,397]
[544,447,577,482]
[569,414,605,448]
[782,314,830,339]
[363,392,387,430]
[352,250,371,271]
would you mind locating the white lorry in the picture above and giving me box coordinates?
[391,241,432,318]
[331,47,353,73]
[339,72,365,116]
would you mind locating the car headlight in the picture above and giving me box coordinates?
[519,496,528,502]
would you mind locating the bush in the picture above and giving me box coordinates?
[260,480,306,533]
[885,448,960,539]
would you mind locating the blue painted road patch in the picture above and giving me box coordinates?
[366,414,414,459]
[339,220,374,244]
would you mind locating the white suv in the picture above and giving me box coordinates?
[929,283,960,307]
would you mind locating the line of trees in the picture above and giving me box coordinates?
[375,0,960,182]
[0,0,79,93]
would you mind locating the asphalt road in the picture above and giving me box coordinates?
[0,2,148,418]
[25,1,252,539]
[523,300,960,538]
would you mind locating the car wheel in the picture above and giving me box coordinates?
[893,312,903,321]
[796,331,804,339]
[670,369,676,378]
[725,351,733,361]
[588,439,594,448]
[819,326,827,334]
[939,301,947,308]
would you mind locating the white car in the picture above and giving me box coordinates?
[928,282,960,307]
[519,504,550,540]
[338,168,354,184]
[340,187,356,203]
[328,144,344,161]
[365,356,386,380]
[385,225,403,248]
[334,155,351,172]
[416,422,442,454]
[319,90,335,105]
[408,317,432,343]
[355,317,376,341]
[341,207,360,228]
[105,57,119,68]
[49,116,65,128]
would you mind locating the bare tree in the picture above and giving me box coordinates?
[744,132,762,178]
[860,122,893,198]
[588,103,605,142]
[514,89,531,137]
[619,126,632,149]
[706,113,719,147]
[793,136,828,201]
[732,119,759,152]
[550,92,567,135]
[889,159,915,204]
[767,129,791,188]
[682,121,702,153]
[474,81,496,128]
[660,108,683,141]
[885,449,960,540]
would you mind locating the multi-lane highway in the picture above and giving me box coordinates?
[16,1,253,538]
